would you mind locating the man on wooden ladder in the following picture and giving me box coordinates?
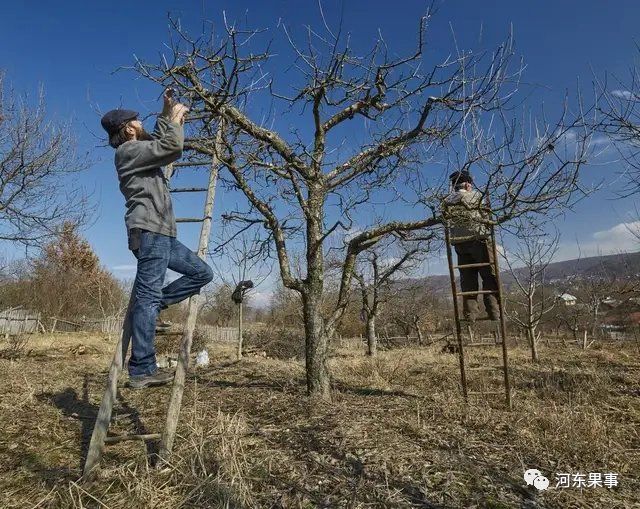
[100,90,213,389]
[444,171,500,323]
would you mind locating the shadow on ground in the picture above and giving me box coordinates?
[37,374,159,471]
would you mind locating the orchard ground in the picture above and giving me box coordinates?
[0,331,638,508]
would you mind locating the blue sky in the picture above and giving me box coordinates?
[2,0,640,297]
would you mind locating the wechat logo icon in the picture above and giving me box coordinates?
[524,468,549,491]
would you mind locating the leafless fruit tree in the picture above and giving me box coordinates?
[573,260,625,341]
[352,238,426,356]
[133,10,593,398]
[594,64,640,247]
[549,256,624,346]
[210,227,271,359]
[0,73,88,246]
[595,63,640,196]
[501,225,560,362]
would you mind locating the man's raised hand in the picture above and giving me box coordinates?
[171,103,190,125]
[162,88,176,116]
[162,89,189,124]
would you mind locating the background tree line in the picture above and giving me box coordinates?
[0,222,127,326]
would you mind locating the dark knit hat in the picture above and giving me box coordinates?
[449,171,473,186]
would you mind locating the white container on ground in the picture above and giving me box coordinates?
[195,349,209,367]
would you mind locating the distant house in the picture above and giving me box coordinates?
[558,293,577,306]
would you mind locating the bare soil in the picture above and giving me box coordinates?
[0,332,638,508]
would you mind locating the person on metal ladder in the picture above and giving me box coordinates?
[100,89,214,389]
[444,170,500,323]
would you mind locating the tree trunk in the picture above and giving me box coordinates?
[415,324,424,346]
[527,298,538,361]
[366,315,377,357]
[582,329,588,350]
[527,326,539,362]
[591,303,600,339]
[236,302,243,360]
[303,291,331,399]
[302,186,331,399]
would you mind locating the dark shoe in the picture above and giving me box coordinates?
[128,368,174,389]
[462,314,477,324]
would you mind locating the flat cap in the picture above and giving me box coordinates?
[100,109,139,136]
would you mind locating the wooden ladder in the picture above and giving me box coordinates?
[443,200,512,409]
[82,127,222,480]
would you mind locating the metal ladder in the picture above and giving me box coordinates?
[82,127,222,480]
[443,201,512,409]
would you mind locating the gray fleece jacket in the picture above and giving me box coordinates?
[115,115,184,237]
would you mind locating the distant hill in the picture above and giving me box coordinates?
[400,251,640,296]
[501,252,640,284]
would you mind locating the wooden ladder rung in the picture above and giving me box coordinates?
[453,262,493,269]
[449,234,490,243]
[170,187,208,193]
[460,317,497,322]
[467,391,506,396]
[105,433,161,444]
[155,331,181,337]
[466,342,503,347]
[176,217,205,223]
[458,290,499,296]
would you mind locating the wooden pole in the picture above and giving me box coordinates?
[488,212,512,410]
[444,221,468,400]
[236,302,243,360]
[82,292,135,480]
[159,124,222,460]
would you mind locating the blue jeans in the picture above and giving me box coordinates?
[128,230,213,377]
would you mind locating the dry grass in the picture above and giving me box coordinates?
[0,332,638,508]
[0,333,31,359]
